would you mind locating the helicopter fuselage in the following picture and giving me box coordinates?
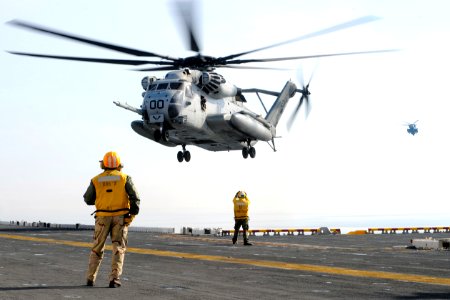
[129,70,274,152]
[407,124,418,136]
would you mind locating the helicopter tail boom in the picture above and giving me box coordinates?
[265,81,297,127]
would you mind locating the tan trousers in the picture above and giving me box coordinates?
[86,215,128,282]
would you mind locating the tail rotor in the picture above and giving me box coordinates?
[287,66,314,131]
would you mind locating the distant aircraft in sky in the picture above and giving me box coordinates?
[404,120,418,136]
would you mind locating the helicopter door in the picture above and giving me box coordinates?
[180,83,205,128]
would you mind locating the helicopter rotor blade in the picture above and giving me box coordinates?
[287,67,313,131]
[402,120,419,126]
[172,0,201,53]
[304,91,312,118]
[219,65,291,71]
[223,49,398,65]
[287,95,303,131]
[133,66,182,71]
[220,15,381,61]
[7,19,178,60]
[287,92,311,131]
[7,51,176,66]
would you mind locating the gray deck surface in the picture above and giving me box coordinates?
[0,227,449,299]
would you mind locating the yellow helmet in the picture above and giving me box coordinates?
[101,151,121,169]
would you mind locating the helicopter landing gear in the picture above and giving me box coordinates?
[177,144,191,162]
[249,146,256,158]
[154,130,162,142]
[154,126,170,142]
[242,140,256,159]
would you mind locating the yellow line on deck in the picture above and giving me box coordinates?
[1,233,449,286]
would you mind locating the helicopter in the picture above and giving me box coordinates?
[404,120,419,136]
[6,4,396,162]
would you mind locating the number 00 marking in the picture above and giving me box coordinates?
[149,100,164,109]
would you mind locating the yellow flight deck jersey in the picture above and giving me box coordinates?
[92,170,130,217]
[233,194,250,219]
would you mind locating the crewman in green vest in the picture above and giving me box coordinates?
[232,190,252,246]
[83,151,140,288]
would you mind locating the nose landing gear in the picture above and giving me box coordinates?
[177,144,191,162]
[154,126,169,142]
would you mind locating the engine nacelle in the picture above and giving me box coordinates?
[198,71,238,99]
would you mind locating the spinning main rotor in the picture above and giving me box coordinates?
[7,5,395,72]
[7,4,397,128]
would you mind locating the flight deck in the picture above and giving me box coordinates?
[0,227,449,299]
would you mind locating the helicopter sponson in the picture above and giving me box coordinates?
[207,111,275,142]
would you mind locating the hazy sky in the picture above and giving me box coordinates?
[1,0,449,231]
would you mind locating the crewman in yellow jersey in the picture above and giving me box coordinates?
[83,151,140,288]
[232,191,252,246]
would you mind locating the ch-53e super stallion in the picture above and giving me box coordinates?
[7,3,395,162]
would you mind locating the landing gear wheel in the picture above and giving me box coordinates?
[177,151,184,162]
[154,130,162,142]
[249,147,256,158]
[242,139,256,159]
[242,147,249,159]
[184,151,191,162]
[162,130,170,142]
[177,144,191,162]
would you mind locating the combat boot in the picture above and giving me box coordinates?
[232,232,238,245]
[109,278,121,288]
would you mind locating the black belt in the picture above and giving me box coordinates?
[91,208,130,216]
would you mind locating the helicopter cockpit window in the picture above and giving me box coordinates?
[156,83,169,90]
[149,84,157,91]
[169,82,184,90]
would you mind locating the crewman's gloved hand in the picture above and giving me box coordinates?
[124,213,135,225]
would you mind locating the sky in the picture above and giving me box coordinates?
[1,0,449,232]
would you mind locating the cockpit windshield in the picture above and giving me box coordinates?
[149,82,184,91]
[156,83,168,90]
[169,82,184,90]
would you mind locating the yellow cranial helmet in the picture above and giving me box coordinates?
[238,191,246,198]
[102,151,121,169]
